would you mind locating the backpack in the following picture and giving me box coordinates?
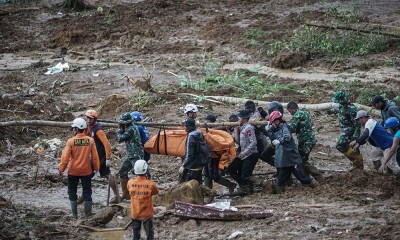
[196,133,212,165]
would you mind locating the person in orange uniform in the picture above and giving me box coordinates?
[84,109,120,204]
[59,118,100,219]
[128,160,159,240]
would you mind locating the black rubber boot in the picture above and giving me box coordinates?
[70,201,78,219]
[308,178,319,188]
[120,178,130,200]
[272,185,285,194]
[217,177,237,193]
[83,201,92,218]
[204,176,213,189]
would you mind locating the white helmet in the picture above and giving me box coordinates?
[184,104,198,114]
[71,118,87,129]
[134,160,148,175]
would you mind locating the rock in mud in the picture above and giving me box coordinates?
[271,49,309,69]
[80,206,117,226]
[12,147,35,160]
[153,180,216,209]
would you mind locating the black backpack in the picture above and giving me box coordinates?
[196,133,211,165]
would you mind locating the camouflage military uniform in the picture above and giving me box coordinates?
[289,109,317,162]
[289,109,322,179]
[335,103,361,153]
[116,124,144,179]
[331,91,364,169]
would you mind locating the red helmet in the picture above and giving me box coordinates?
[85,109,98,118]
[269,110,282,122]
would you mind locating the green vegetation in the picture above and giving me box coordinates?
[267,26,389,57]
[129,92,153,109]
[103,13,116,25]
[384,59,396,67]
[177,61,400,104]
[179,62,295,99]
[243,28,266,46]
[100,59,111,69]
[244,28,266,40]
[324,6,364,24]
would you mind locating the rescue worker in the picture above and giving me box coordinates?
[131,111,150,162]
[330,90,363,169]
[179,104,199,182]
[128,160,159,240]
[369,95,400,125]
[258,100,285,167]
[116,112,144,200]
[200,113,237,192]
[180,118,205,184]
[202,114,217,124]
[184,103,199,119]
[379,117,400,173]
[267,101,284,114]
[287,102,323,181]
[228,109,259,194]
[59,118,100,218]
[244,100,269,158]
[81,109,121,204]
[266,111,318,194]
[245,100,262,119]
[202,113,237,192]
[350,110,400,175]
[225,114,239,136]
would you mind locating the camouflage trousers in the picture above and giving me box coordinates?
[298,141,322,180]
[118,157,140,179]
[298,141,316,163]
[336,132,352,153]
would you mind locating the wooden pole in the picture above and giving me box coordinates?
[205,96,380,116]
[0,120,269,128]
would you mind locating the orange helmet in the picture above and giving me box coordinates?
[268,110,282,122]
[85,109,98,118]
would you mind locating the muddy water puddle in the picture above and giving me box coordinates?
[90,215,131,240]
[91,231,127,240]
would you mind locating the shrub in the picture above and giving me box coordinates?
[268,26,389,57]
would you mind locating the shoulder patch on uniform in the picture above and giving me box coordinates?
[247,130,252,136]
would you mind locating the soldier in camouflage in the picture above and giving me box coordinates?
[287,102,323,181]
[330,91,363,169]
[116,112,144,200]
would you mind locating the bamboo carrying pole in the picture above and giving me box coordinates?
[0,98,380,128]
[204,96,381,116]
[0,120,268,128]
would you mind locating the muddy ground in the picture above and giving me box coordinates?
[1,0,400,239]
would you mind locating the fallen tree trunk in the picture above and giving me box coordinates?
[0,120,268,128]
[174,201,274,220]
[205,96,380,116]
[0,7,40,17]
[0,120,116,128]
[0,97,380,128]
